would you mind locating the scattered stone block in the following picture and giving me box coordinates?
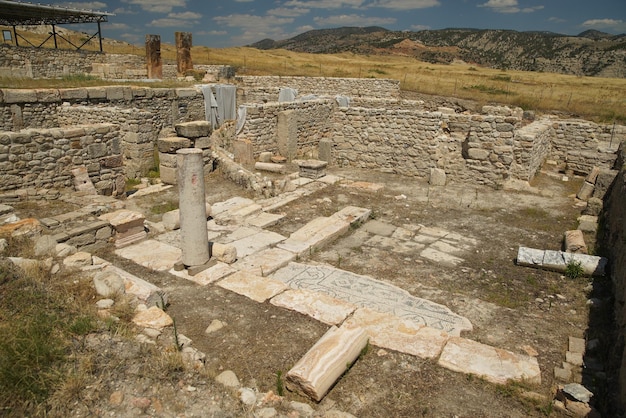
[132,306,173,329]
[157,137,191,153]
[564,230,587,254]
[0,218,42,237]
[576,181,594,201]
[561,383,594,403]
[175,121,211,139]
[295,159,328,179]
[259,151,273,163]
[429,168,447,186]
[438,337,541,385]
[569,337,586,354]
[585,166,600,184]
[583,197,603,216]
[71,166,97,195]
[63,251,93,269]
[516,247,607,277]
[286,325,368,401]
[254,162,286,173]
[34,235,57,256]
[211,242,237,264]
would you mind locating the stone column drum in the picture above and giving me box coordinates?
[176,148,210,267]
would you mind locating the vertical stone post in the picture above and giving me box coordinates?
[277,110,298,161]
[176,148,210,267]
[145,34,162,79]
[175,32,193,76]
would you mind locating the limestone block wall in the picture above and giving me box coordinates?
[58,105,157,178]
[0,124,123,192]
[597,143,626,413]
[236,76,401,104]
[236,99,334,159]
[0,45,148,80]
[551,120,624,174]
[509,119,553,181]
[0,86,205,132]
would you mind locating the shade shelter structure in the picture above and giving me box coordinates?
[0,0,114,52]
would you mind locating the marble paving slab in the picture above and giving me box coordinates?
[342,307,449,359]
[217,270,289,303]
[115,239,181,272]
[438,336,541,385]
[169,262,236,286]
[229,230,286,259]
[270,288,357,325]
[234,247,296,276]
[271,262,472,336]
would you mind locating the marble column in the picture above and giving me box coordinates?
[177,148,209,267]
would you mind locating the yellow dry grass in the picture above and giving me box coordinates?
[2,27,625,123]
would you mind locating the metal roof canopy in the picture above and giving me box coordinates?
[0,0,114,51]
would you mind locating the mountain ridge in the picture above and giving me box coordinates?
[249,27,626,78]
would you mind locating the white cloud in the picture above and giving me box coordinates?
[104,22,130,30]
[268,7,310,17]
[212,14,295,43]
[369,0,440,10]
[410,24,431,30]
[284,0,366,10]
[168,12,202,20]
[57,2,108,11]
[548,17,565,23]
[581,19,626,32]
[197,30,228,36]
[313,14,396,27]
[149,18,188,27]
[121,0,186,14]
[478,0,543,14]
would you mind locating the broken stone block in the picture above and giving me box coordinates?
[295,159,328,179]
[210,242,237,264]
[175,120,211,139]
[259,151,273,163]
[71,166,97,195]
[159,165,177,185]
[583,197,603,216]
[564,230,587,254]
[93,270,125,297]
[157,137,191,153]
[132,306,173,329]
[429,167,447,186]
[438,337,541,385]
[286,325,368,401]
[585,166,600,184]
[576,181,594,201]
[233,139,254,165]
[63,251,93,269]
[254,162,286,173]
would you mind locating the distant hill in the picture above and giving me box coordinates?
[249,27,626,78]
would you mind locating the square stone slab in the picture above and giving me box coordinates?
[169,262,236,286]
[420,247,464,266]
[115,239,181,271]
[217,270,288,303]
[438,337,541,385]
[361,220,397,237]
[270,289,357,325]
[234,247,296,276]
[343,308,449,359]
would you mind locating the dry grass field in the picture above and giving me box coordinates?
[2,27,625,122]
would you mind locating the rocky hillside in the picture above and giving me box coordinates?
[251,27,626,78]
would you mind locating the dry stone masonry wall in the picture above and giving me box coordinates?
[0,124,123,193]
[0,79,623,192]
[236,76,400,104]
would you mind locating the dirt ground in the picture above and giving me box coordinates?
[44,158,603,418]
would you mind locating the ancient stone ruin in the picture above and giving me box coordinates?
[1,43,626,416]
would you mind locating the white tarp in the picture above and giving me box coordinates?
[200,84,237,130]
[278,87,298,102]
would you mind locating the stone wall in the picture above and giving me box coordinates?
[236,76,401,104]
[597,142,626,414]
[0,44,147,79]
[0,124,123,193]
[0,86,205,132]
[236,99,334,160]
[551,120,624,174]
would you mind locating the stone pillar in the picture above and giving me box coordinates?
[145,34,162,79]
[277,110,297,162]
[175,32,193,76]
[176,148,209,267]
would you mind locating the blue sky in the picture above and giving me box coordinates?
[49,0,626,48]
